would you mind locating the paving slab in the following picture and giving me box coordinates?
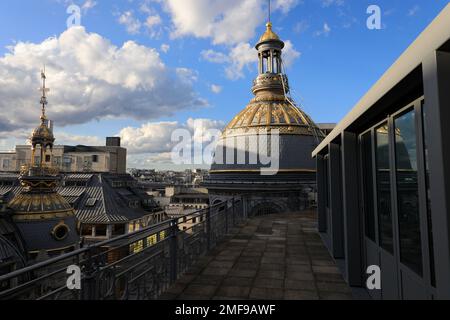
[163,211,354,300]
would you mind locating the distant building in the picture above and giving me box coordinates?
[0,137,127,174]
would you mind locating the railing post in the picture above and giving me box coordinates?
[232,197,236,226]
[225,201,229,235]
[206,207,211,250]
[169,218,178,284]
[82,248,98,300]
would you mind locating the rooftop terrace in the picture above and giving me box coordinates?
[160,211,353,300]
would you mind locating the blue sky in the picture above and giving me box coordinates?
[0,0,448,169]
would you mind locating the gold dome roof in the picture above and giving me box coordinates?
[32,122,54,141]
[224,94,319,137]
[259,22,280,42]
[8,192,75,221]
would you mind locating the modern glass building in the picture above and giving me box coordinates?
[312,5,450,300]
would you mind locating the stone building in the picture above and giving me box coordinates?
[0,138,126,174]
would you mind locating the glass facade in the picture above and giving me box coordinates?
[361,132,376,242]
[421,103,436,285]
[394,109,423,276]
[375,124,394,254]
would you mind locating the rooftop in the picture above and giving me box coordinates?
[160,211,353,300]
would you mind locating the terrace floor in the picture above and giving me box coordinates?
[160,211,354,300]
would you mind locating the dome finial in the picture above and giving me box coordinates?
[39,66,50,123]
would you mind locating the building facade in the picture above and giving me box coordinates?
[313,5,450,300]
[0,138,126,174]
[205,20,324,215]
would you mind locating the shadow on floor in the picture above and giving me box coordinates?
[160,211,354,300]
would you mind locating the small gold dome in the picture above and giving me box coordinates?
[31,122,55,149]
[259,22,280,42]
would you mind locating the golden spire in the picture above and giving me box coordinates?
[39,67,50,123]
[259,1,280,43]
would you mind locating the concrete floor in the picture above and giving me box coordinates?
[160,211,354,300]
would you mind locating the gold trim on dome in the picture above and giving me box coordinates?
[223,99,321,137]
[12,210,75,221]
[210,169,316,174]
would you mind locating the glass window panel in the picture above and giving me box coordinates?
[395,109,423,276]
[361,132,376,241]
[422,103,435,285]
[324,155,330,210]
[376,124,394,253]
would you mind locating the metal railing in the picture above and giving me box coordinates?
[0,198,245,300]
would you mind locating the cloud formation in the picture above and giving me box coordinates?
[120,118,224,155]
[0,26,207,137]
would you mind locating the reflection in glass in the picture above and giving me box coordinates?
[376,124,394,254]
[395,109,423,276]
[422,104,435,285]
[361,132,376,241]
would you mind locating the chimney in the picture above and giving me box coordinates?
[106,137,121,147]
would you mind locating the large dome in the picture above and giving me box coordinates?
[204,20,323,217]
[208,25,323,176]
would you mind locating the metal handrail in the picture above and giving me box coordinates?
[0,198,245,300]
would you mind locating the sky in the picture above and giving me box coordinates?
[0,0,448,169]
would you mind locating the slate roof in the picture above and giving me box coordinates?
[72,175,160,224]
[0,174,161,225]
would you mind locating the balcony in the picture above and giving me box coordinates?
[0,198,352,300]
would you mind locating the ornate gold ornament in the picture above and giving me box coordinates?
[51,221,71,241]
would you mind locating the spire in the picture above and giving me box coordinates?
[39,67,50,123]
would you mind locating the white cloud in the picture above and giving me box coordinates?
[119,118,224,155]
[321,0,344,8]
[225,42,258,80]
[274,0,301,14]
[161,0,298,46]
[314,23,331,37]
[282,40,302,68]
[202,41,300,80]
[210,84,222,94]
[162,0,264,45]
[160,43,170,53]
[408,5,420,17]
[201,49,230,64]
[81,0,97,13]
[144,14,162,37]
[159,0,301,80]
[0,26,207,136]
[55,131,104,146]
[118,11,142,35]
